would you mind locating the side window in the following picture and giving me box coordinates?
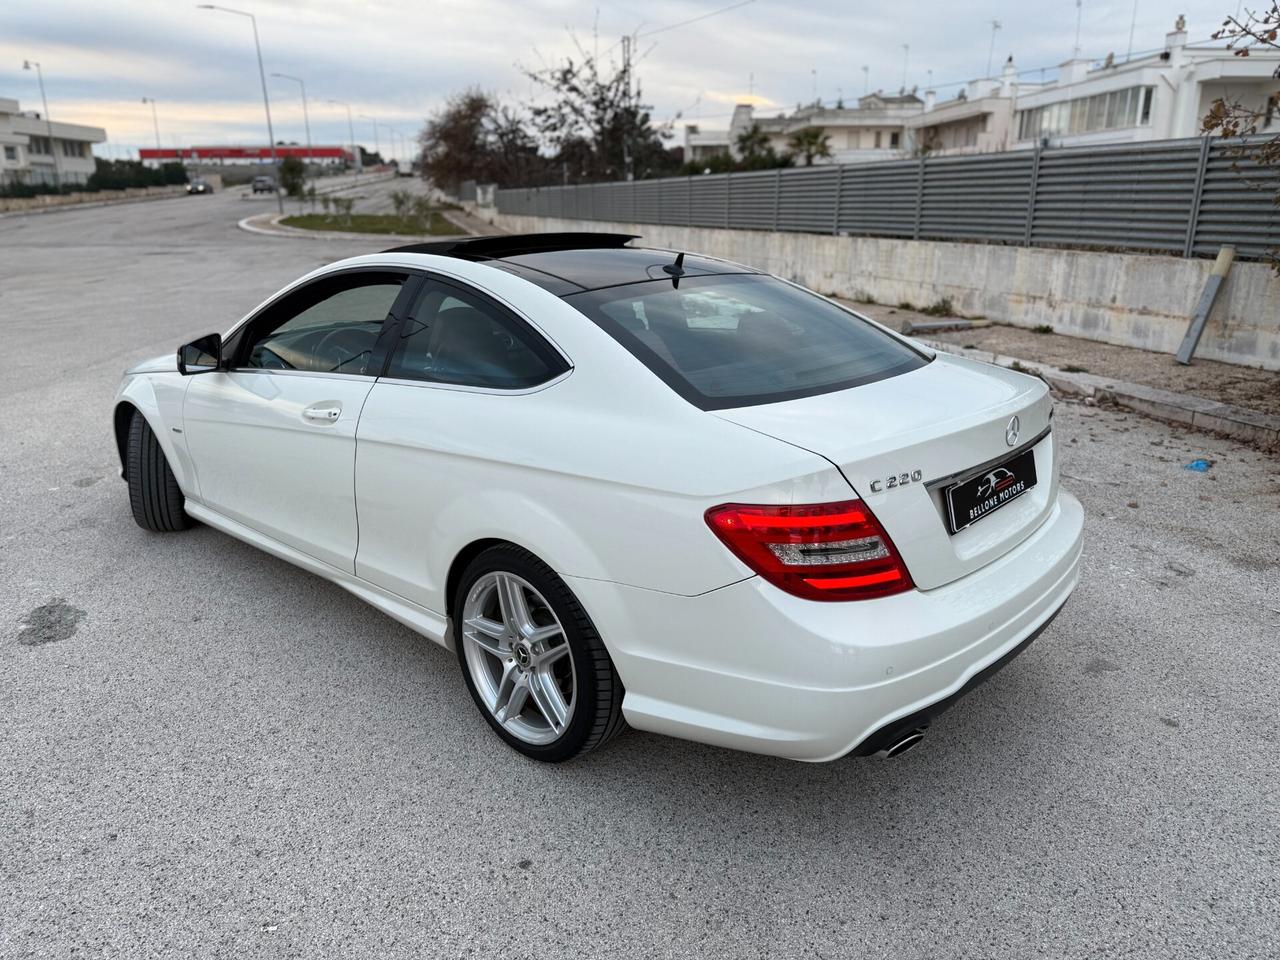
[385,281,567,389]
[241,275,404,375]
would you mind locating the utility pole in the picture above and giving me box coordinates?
[621,34,633,181]
[359,114,380,162]
[1126,0,1139,60]
[1073,0,1084,57]
[987,20,1002,77]
[328,99,360,172]
[141,97,161,149]
[22,60,60,188]
[271,73,311,177]
[196,5,283,214]
[901,44,909,92]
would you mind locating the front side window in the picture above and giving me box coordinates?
[241,274,404,375]
[568,274,928,410]
[384,280,567,389]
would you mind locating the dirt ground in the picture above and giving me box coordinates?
[843,300,1280,418]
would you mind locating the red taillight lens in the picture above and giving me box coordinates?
[704,499,914,601]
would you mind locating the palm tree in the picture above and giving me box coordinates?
[787,128,832,167]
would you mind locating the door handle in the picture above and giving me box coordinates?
[302,402,342,423]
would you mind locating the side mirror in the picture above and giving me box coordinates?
[177,333,222,375]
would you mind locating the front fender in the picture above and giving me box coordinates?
[113,371,195,494]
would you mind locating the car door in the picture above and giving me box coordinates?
[353,275,572,609]
[183,269,416,572]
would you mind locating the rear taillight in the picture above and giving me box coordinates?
[704,499,914,601]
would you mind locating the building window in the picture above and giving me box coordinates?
[60,140,85,158]
[29,135,51,155]
[1017,85,1156,140]
[3,146,15,161]
[890,131,900,148]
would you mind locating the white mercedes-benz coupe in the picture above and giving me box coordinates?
[113,233,1082,762]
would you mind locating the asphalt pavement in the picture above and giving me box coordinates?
[1,189,1278,959]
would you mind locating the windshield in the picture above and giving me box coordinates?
[566,273,929,409]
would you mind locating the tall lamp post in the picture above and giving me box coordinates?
[359,114,380,164]
[22,59,60,189]
[195,4,283,213]
[327,99,360,172]
[271,72,311,178]
[141,97,162,149]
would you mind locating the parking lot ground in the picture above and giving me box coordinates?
[2,193,1279,959]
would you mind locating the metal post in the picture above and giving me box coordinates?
[196,6,283,214]
[1176,246,1235,365]
[1183,136,1212,258]
[328,100,360,172]
[271,74,311,178]
[22,60,60,188]
[913,157,925,240]
[142,97,161,149]
[832,164,843,235]
[1023,144,1043,245]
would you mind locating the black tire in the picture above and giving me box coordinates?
[454,544,626,762]
[126,411,192,533]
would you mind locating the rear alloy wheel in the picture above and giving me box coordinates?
[455,546,625,761]
[126,411,192,533]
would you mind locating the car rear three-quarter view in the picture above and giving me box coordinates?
[113,233,1083,763]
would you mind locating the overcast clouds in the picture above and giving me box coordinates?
[0,0,1243,157]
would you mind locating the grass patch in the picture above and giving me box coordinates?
[280,212,458,236]
[919,297,956,317]
[1031,323,1054,334]
[1062,364,1089,373]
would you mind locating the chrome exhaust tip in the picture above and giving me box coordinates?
[874,727,926,760]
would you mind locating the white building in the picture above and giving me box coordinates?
[0,97,106,187]
[1011,17,1280,148]
[904,58,1046,156]
[684,96,925,167]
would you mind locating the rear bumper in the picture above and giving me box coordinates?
[567,489,1083,762]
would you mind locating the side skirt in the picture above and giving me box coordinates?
[184,500,453,650]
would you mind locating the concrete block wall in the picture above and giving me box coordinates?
[476,209,1280,372]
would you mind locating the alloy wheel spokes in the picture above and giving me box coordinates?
[461,571,576,745]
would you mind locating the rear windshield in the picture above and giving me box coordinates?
[566,274,929,409]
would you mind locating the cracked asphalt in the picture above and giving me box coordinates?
[2,190,1278,959]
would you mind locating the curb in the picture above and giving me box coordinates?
[237,212,464,244]
[919,339,1280,450]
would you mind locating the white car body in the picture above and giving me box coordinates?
[114,237,1082,761]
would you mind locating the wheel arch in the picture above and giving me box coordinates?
[445,537,509,618]
[113,401,138,481]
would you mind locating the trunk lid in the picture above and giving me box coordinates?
[714,353,1059,591]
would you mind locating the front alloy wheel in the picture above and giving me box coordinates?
[454,545,625,761]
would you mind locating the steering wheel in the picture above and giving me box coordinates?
[314,327,375,374]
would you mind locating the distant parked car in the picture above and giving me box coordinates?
[186,179,213,195]
[251,176,277,194]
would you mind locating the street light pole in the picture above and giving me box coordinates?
[359,114,379,163]
[271,72,311,178]
[22,59,60,189]
[141,97,161,149]
[327,99,360,172]
[196,4,283,214]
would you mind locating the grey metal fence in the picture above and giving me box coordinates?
[494,138,1280,261]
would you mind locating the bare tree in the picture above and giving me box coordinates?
[521,35,678,182]
[1202,2,1280,268]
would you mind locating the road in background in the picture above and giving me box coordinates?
[2,192,1278,958]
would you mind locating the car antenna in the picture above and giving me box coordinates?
[662,251,686,288]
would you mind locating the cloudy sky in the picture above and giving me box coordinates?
[0,0,1245,159]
